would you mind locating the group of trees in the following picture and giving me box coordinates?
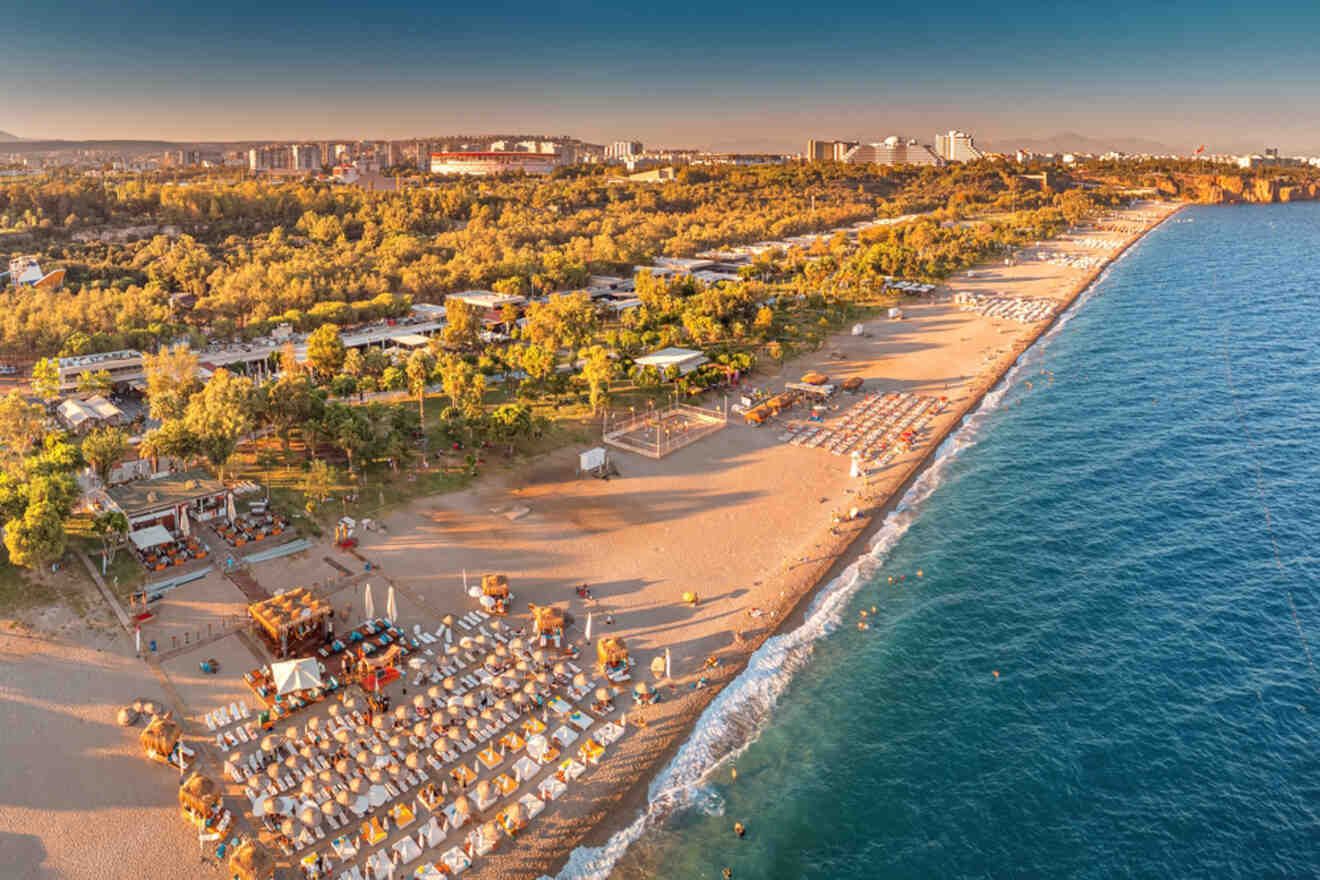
[0,394,89,569]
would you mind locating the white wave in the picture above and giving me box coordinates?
[551,233,1141,879]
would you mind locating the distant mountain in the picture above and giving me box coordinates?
[0,131,21,142]
[982,131,1183,156]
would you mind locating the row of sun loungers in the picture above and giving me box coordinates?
[953,292,1058,323]
[780,391,944,464]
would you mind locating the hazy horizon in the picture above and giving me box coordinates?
[6,1,1320,154]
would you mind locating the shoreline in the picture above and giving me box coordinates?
[548,201,1185,876]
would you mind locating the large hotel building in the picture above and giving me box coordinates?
[429,151,557,176]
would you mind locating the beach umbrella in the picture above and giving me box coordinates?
[246,775,264,793]
[266,763,282,781]
[335,757,353,776]
[572,673,587,689]
[536,672,550,685]
[356,724,371,738]
[349,778,367,795]
[368,768,385,785]
[553,662,566,677]
[413,721,429,738]
[443,677,457,692]
[343,697,358,712]
[523,681,537,696]
[335,788,351,806]
[665,648,671,679]
[512,692,527,708]
[321,801,337,818]
[406,752,422,770]
[299,744,315,760]
[364,583,374,622]
[465,717,478,731]
[596,687,611,702]
[463,694,476,710]
[389,734,405,750]
[318,768,335,785]
[428,685,443,701]
[474,634,487,647]
[327,704,341,718]
[459,637,473,651]
[300,777,317,797]
[307,717,321,732]
[442,615,454,627]
[386,585,397,624]
[395,705,410,721]
[532,649,546,666]
[480,708,495,722]
[334,728,350,745]
[493,699,509,714]
[226,493,236,524]
[371,741,388,758]
[434,738,449,755]
[286,725,299,741]
[516,660,530,675]
[388,761,404,777]
[452,795,469,816]
[260,734,283,753]
[475,780,491,803]
[509,637,524,653]
[447,727,461,742]
[281,818,296,837]
[372,715,389,731]
[496,643,509,659]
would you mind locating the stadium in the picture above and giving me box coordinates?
[429,151,557,176]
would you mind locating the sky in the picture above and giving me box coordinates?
[5,0,1320,153]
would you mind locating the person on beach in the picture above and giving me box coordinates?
[734,821,746,838]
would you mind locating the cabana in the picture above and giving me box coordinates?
[801,371,830,386]
[228,840,276,880]
[140,714,185,767]
[481,574,510,615]
[596,637,629,675]
[529,603,565,649]
[248,588,332,658]
[271,658,323,695]
[178,772,220,828]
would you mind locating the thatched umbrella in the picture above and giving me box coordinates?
[116,706,139,727]
[228,840,275,880]
[395,705,410,721]
[465,717,479,732]
[635,681,652,698]
[596,636,628,670]
[595,687,611,703]
[388,734,404,750]
[443,677,457,693]
[509,637,524,653]
[321,801,337,819]
[535,672,550,686]
[260,733,282,753]
[512,692,527,709]
[463,694,477,711]
[285,725,300,741]
[459,636,474,651]
[334,728,351,745]
[343,697,358,712]
[280,818,297,837]
[307,716,321,732]
[246,775,264,793]
[493,698,509,715]
[299,744,315,761]
[327,704,341,718]
[140,715,181,760]
[480,708,495,723]
[178,772,220,816]
[446,644,461,657]
[372,715,389,731]
[335,788,351,807]
[405,751,422,770]
[447,727,461,742]
[349,778,368,795]
[265,763,282,782]
[300,777,317,797]
[516,660,531,676]
[300,806,318,827]
[283,753,299,771]
[474,634,488,648]
[413,721,429,739]
[317,768,335,786]
[355,724,371,739]
[523,681,537,696]
[367,768,386,785]
[371,741,388,759]
[335,757,355,776]
[553,662,566,677]
[434,738,449,755]
[532,649,546,666]
[387,761,404,778]
[496,643,509,660]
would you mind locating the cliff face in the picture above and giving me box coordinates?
[1141,173,1320,204]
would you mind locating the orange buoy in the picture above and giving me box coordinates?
[916,569,923,577]
[992,670,1000,678]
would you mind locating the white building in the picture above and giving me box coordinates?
[934,130,984,163]
[430,151,557,176]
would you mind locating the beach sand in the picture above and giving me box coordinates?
[0,201,1178,879]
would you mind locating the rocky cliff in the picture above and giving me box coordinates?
[1143,172,1320,204]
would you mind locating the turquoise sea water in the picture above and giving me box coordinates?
[561,203,1320,880]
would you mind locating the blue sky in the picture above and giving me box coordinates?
[4,0,1320,151]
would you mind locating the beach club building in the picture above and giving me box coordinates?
[104,469,229,533]
[634,347,708,377]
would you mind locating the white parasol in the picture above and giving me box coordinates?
[386,585,397,624]
[364,583,374,622]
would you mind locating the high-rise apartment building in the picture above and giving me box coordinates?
[387,142,402,167]
[934,130,984,163]
[291,144,321,170]
[806,140,858,161]
[605,141,643,161]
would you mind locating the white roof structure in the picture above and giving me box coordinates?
[271,658,323,695]
[83,395,122,420]
[447,290,525,309]
[391,333,431,349]
[633,347,709,376]
[56,399,95,429]
[129,524,174,551]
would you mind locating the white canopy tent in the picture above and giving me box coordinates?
[129,524,174,551]
[271,658,323,695]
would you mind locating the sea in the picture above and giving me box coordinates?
[555,203,1320,880]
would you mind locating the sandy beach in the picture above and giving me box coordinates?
[0,200,1179,880]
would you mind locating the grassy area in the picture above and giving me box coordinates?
[65,513,143,602]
